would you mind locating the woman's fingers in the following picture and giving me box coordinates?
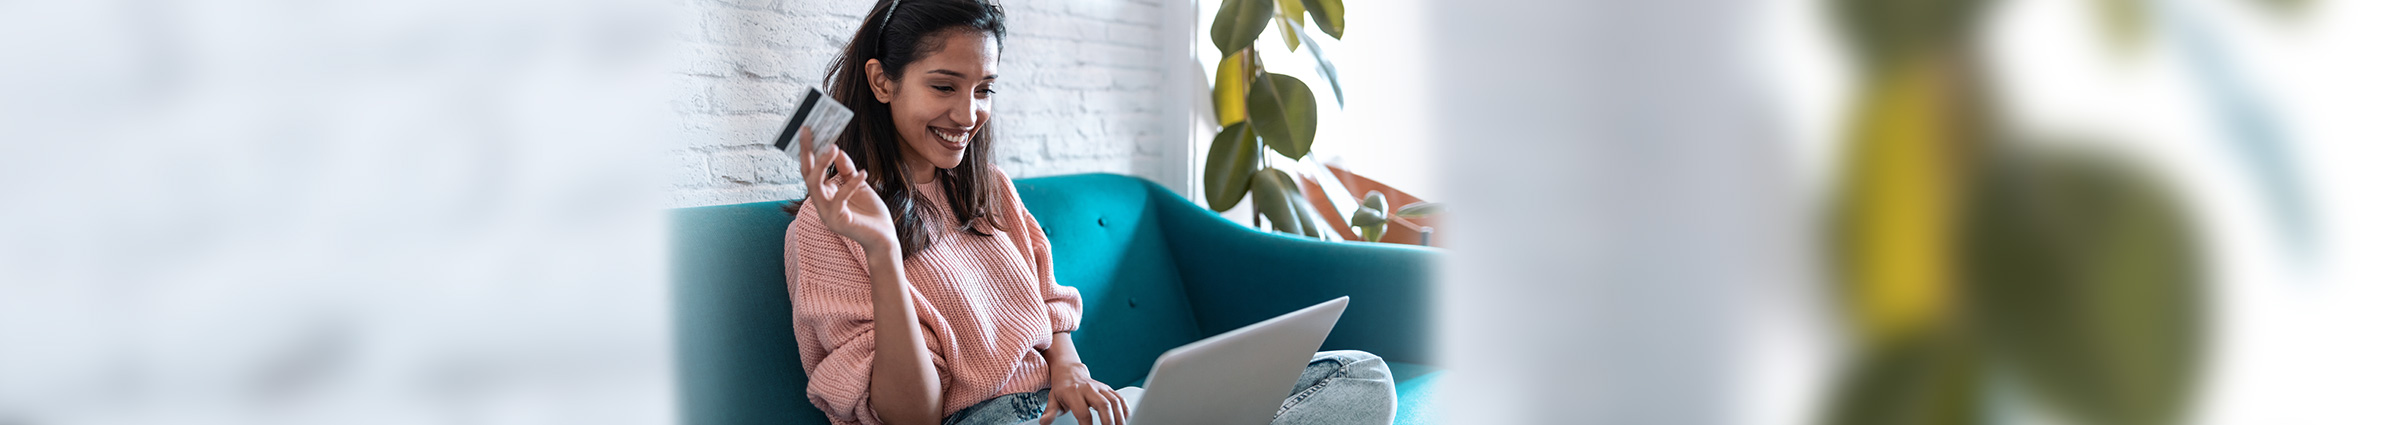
[1064,388,1093,425]
[1099,389,1125,425]
[806,135,850,219]
[818,178,865,231]
[839,170,873,214]
[796,128,819,186]
[824,153,864,206]
[1083,390,1113,425]
[1104,387,1128,425]
[829,147,851,173]
[1039,395,1063,425]
[1036,391,1065,425]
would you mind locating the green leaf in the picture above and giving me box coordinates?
[1829,0,1987,71]
[1302,0,1344,39]
[1275,0,1307,28]
[1394,201,1442,218]
[1212,48,1253,127]
[1202,122,1261,212]
[1819,334,1983,425]
[1971,148,2201,421]
[1963,143,2205,425]
[1295,30,1344,107]
[1247,72,1318,160]
[1249,168,1313,236]
[1273,9,1303,52]
[1249,168,1326,239]
[1352,191,1387,242]
[1210,0,1273,58]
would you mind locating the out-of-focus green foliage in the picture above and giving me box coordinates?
[1964,143,2206,425]
[1830,0,1990,71]
[1821,333,1985,425]
[1818,0,2272,423]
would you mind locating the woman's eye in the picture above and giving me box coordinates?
[932,85,956,93]
[976,88,997,96]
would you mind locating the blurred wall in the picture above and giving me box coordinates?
[0,0,679,424]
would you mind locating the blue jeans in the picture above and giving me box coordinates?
[941,350,1398,425]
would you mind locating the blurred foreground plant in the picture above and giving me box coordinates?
[1819,0,2299,424]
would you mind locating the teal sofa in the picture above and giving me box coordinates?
[670,173,1443,424]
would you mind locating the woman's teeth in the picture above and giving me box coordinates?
[936,129,968,143]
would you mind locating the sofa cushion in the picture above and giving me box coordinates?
[1390,361,1446,425]
[669,201,827,425]
[1011,174,1204,387]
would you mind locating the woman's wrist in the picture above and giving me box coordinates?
[1050,360,1086,378]
[1047,332,1083,372]
[862,239,903,267]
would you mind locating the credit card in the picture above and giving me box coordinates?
[773,85,852,161]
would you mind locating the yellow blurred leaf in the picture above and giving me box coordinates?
[1213,49,1252,127]
[1831,54,1974,345]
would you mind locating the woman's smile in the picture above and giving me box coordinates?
[932,126,972,151]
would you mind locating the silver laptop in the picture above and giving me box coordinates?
[1050,296,1350,425]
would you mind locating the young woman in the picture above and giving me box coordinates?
[783,1,1397,425]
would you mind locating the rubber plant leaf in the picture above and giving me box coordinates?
[1247,72,1318,160]
[1963,144,2204,425]
[1819,333,1983,425]
[1213,48,1253,126]
[1302,0,1344,39]
[1210,0,1273,58]
[1272,5,1303,52]
[1202,122,1262,212]
[1394,202,1443,218]
[1249,167,1318,237]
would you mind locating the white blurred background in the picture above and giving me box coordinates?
[0,0,678,424]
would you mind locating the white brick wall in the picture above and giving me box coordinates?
[665,0,1183,208]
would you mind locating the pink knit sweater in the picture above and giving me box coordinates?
[783,168,1082,425]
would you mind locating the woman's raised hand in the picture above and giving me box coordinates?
[798,128,901,256]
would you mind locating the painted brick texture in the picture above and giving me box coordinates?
[666,0,1170,208]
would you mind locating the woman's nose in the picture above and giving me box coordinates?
[948,95,979,128]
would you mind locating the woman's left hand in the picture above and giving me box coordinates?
[1040,362,1127,425]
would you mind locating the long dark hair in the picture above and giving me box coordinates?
[790,0,1009,259]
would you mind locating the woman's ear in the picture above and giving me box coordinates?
[865,59,894,104]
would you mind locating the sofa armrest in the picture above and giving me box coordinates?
[1152,185,1441,366]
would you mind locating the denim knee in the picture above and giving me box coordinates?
[1313,350,1391,380]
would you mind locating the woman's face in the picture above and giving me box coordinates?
[871,29,998,174]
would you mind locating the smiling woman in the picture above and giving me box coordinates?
[795,0,1013,259]
[777,2,1396,425]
